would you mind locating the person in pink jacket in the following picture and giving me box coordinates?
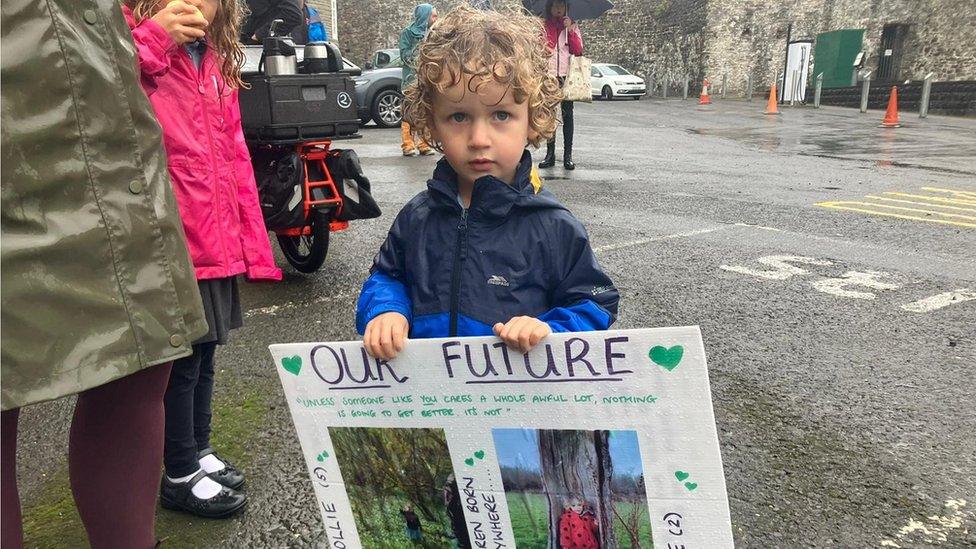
[123,0,281,518]
[539,0,583,171]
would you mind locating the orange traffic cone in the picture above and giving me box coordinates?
[699,79,712,105]
[764,83,780,115]
[880,86,901,127]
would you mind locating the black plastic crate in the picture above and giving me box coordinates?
[240,72,360,143]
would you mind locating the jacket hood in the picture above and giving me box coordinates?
[406,4,434,40]
[427,150,565,219]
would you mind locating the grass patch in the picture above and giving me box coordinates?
[506,492,653,548]
[346,488,452,549]
[21,390,268,548]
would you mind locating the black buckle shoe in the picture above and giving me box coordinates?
[563,158,576,170]
[198,447,246,490]
[160,470,247,519]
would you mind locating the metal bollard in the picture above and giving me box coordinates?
[789,70,798,105]
[746,75,753,101]
[814,72,823,108]
[663,78,669,98]
[919,72,933,118]
[859,71,872,113]
[682,76,689,100]
[722,73,727,99]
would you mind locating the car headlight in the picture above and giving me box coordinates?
[614,80,628,86]
[354,78,368,87]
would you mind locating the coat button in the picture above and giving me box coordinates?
[128,180,144,194]
[83,9,97,24]
[169,334,185,347]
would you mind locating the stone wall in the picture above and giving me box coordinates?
[334,0,975,94]
[703,0,976,95]
[334,0,526,68]
[581,0,709,94]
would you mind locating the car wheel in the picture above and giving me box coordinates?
[601,85,613,100]
[371,88,403,128]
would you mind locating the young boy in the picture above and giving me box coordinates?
[356,6,618,360]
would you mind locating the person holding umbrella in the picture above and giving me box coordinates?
[528,0,612,170]
[539,0,583,170]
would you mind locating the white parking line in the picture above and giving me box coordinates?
[594,227,726,253]
[900,289,976,313]
[880,499,972,546]
[245,290,359,318]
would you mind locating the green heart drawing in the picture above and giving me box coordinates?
[650,345,684,371]
[684,482,698,491]
[474,450,485,460]
[464,458,475,466]
[674,471,690,482]
[281,355,302,376]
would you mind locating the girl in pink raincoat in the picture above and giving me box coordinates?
[123,0,281,519]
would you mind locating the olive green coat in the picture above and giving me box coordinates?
[1,0,209,410]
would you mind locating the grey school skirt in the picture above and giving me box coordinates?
[195,277,243,345]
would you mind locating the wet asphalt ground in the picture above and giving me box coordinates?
[15,98,976,548]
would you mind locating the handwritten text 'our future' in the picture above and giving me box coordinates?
[305,336,635,391]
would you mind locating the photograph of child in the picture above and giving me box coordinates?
[328,427,457,548]
[493,428,652,548]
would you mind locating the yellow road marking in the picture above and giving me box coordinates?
[882,192,976,206]
[863,203,976,221]
[820,201,976,221]
[921,187,976,199]
[816,201,976,228]
[864,195,976,213]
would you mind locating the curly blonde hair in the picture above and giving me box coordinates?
[402,5,562,150]
[126,0,247,89]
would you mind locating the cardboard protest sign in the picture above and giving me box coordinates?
[270,327,733,548]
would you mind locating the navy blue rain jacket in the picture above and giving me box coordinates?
[356,151,618,338]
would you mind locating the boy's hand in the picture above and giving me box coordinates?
[364,312,409,360]
[493,316,551,354]
[152,0,208,45]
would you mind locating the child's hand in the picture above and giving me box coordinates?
[364,312,409,360]
[152,0,208,45]
[493,316,551,354]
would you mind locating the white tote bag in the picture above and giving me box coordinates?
[562,55,593,103]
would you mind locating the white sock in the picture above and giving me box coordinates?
[167,468,223,499]
[199,453,226,474]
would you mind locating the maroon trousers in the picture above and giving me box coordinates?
[1,362,172,549]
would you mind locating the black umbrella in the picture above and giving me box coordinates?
[523,0,613,21]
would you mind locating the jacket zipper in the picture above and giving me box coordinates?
[557,28,562,77]
[194,49,229,269]
[448,208,468,337]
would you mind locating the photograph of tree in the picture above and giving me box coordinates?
[328,427,465,548]
[493,429,652,549]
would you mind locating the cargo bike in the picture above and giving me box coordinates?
[240,38,380,273]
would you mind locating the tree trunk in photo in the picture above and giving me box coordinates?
[540,430,616,548]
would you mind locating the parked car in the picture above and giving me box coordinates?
[591,63,646,100]
[353,66,404,128]
[366,48,402,70]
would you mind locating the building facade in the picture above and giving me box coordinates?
[335,1,975,96]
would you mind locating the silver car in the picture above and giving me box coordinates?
[354,49,405,128]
